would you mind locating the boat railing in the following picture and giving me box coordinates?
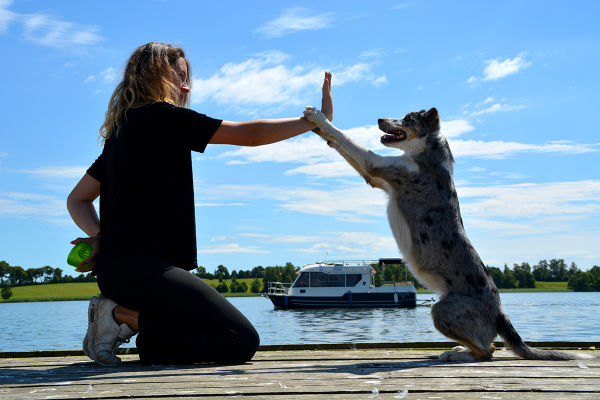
[321,259,379,266]
[267,281,291,295]
[382,281,414,286]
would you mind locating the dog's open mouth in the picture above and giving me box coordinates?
[380,128,407,143]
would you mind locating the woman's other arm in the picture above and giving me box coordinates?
[67,173,101,271]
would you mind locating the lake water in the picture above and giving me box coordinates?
[1,292,599,352]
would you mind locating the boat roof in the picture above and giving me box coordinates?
[299,262,374,274]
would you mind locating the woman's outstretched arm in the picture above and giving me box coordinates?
[209,72,332,147]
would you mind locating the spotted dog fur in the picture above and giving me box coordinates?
[304,106,590,361]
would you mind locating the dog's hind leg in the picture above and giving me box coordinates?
[431,294,497,361]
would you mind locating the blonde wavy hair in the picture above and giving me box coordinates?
[99,42,191,143]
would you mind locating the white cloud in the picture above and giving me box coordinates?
[459,180,600,220]
[0,0,16,33]
[468,53,532,83]
[449,139,599,159]
[21,13,102,48]
[197,243,269,254]
[0,192,66,217]
[197,182,387,223]
[195,202,246,207]
[241,230,399,259]
[100,67,120,85]
[393,3,413,9]
[285,161,356,178]
[442,119,474,138]
[191,52,385,114]
[19,166,87,179]
[255,7,333,38]
[483,54,532,80]
[0,1,102,48]
[470,103,527,116]
[359,48,385,58]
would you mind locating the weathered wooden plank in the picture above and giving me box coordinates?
[3,379,600,400]
[1,348,598,400]
[1,347,597,366]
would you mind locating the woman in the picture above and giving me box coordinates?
[67,42,332,366]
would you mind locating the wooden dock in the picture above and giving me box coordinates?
[1,343,598,399]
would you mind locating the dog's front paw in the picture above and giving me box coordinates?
[304,106,329,128]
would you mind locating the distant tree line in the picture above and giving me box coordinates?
[193,262,298,294]
[0,260,97,288]
[3,258,599,300]
[485,259,600,291]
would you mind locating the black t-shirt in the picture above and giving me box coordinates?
[87,102,222,274]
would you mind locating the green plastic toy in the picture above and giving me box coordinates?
[67,242,93,272]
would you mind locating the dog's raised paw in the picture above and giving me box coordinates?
[303,106,328,126]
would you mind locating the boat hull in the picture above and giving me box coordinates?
[267,291,416,309]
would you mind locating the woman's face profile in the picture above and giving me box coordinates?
[172,57,190,106]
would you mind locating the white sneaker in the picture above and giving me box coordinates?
[82,296,102,361]
[91,296,136,366]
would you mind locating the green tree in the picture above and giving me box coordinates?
[8,266,27,286]
[194,266,207,278]
[41,266,54,283]
[215,265,230,280]
[512,262,535,288]
[1,283,12,300]
[250,278,262,293]
[533,260,551,281]
[215,281,229,293]
[502,265,517,289]
[25,268,44,284]
[590,266,600,291]
[549,259,568,282]
[567,262,580,280]
[0,260,10,283]
[230,280,248,293]
[568,271,595,291]
[486,266,504,288]
[282,262,298,283]
[251,266,265,278]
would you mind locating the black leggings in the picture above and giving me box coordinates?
[98,266,260,365]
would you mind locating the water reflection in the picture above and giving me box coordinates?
[247,296,446,344]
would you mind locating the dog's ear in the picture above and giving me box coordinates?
[424,108,440,131]
[424,108,438,121]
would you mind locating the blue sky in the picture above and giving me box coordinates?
[0,0,599,276]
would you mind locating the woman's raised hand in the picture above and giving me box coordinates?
[321,71,333,121]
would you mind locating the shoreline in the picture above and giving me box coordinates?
[0,281,580,303]
[0,288,579,303]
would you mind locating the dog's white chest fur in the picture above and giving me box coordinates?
[386,192,413,260]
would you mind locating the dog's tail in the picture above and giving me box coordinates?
[496,313,592,360]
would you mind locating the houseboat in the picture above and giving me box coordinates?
[266,259,417,308]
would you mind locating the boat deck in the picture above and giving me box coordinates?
[1,343,598,399]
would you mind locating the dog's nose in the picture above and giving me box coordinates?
[378,119,384,124]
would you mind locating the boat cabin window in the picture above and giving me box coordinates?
[292,272,309,287]
[311,272,345,287]
[345,274,362,287]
